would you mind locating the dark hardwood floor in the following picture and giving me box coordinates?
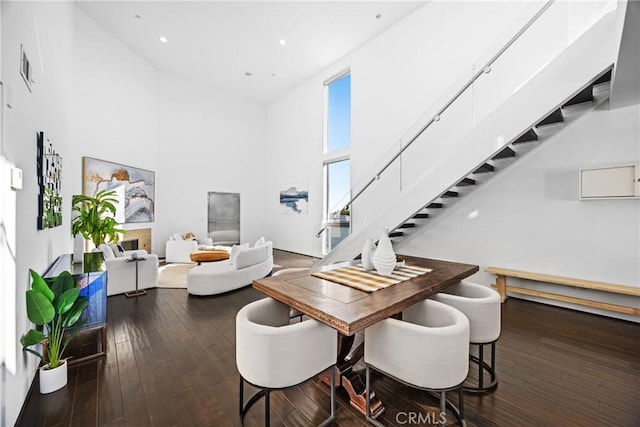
[17,250,640,426]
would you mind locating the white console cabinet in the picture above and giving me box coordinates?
[579,163,640,199]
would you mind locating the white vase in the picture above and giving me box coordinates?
[39,360,67,394]
[372,229,396,276]
[361,238,376,271]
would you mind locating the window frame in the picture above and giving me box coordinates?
[322,69,352,253]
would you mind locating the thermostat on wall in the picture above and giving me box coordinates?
[11,167,23,190]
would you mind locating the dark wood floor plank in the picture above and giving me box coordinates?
[99,417,124,427]
[110,313,130,346]
[120,382,152,427]
[70,379,98,427]
[114,340,141,390]
[97,361,124,426]
[332,405,369,427]
[15,250,640,427]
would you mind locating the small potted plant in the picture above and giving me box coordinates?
[20,269,88,393]
[339,207,350,222]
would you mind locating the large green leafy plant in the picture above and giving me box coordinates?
[21,270,88,368]
[71,189,124,246]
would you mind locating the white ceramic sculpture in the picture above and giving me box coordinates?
[372,228,396,276]
[361,238,376,271]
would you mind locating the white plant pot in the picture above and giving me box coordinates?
[372,229,396,276]
[39,360,68,394]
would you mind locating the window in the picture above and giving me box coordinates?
[324,71,351,251]
[325,159,350,250]
[326,73,351,153]
[326,159,350,219]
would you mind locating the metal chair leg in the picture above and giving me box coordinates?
[238,375,244,420]
[478,344,484,389]
[318,367,336,427]
[239,375,266,426]
[264,390,270,427]
[465,341,498,394]
[458,385,465,425]
[365,365,385,427]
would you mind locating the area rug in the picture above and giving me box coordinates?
[157,263,196,289]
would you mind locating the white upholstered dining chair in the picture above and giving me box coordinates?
[364,299,470,426]
[431,279,501,393]
[235,297,337,426]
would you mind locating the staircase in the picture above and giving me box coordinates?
[386,69,613,246]
[315,5,622,268]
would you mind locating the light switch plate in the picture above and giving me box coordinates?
[11,167,23,190]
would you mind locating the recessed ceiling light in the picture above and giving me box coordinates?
[159,36,168,44]
[245,72,252,77]
[279,39,286,46]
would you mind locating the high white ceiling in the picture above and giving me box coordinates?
[76,1,427,104]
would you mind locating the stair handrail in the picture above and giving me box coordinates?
[316,0,555,238]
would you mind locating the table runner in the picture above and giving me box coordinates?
[311,264,433,292]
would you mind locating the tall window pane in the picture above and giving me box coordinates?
[327,159,350,219]
[327,74,351,152]
[327,159,350,250]
[324,71,351,253]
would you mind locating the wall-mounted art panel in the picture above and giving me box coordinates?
[82,157,155,223]
[37,132,62,230]
[279,181,308,214]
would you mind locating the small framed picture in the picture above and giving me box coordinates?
[20,44,33,92]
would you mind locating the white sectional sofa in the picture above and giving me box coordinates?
[187,240,273,296]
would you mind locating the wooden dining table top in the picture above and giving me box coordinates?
[253,255,479,336]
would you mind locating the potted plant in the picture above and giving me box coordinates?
[72,189,124,270]
[20,269,88,393]
[71,189,124,247]
[339,207,350,222]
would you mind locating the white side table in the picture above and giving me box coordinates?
[124,257,147,298]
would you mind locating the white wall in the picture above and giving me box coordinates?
[75,9,268,256]
[266,77,325,255]
[73,9,160,250]
[155,72,267,251]
[400,101,640,321]
[1,2,75,426]
[266,1,543,255]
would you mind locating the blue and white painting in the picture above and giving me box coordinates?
[279,182,308,214]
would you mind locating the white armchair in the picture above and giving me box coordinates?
[165,233,213,263]
[96,244,159,296]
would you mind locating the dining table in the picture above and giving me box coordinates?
[253,254,479,418]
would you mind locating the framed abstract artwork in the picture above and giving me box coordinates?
[37,132,62,230]
[279,181,308,214]
[82,157,155,223]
